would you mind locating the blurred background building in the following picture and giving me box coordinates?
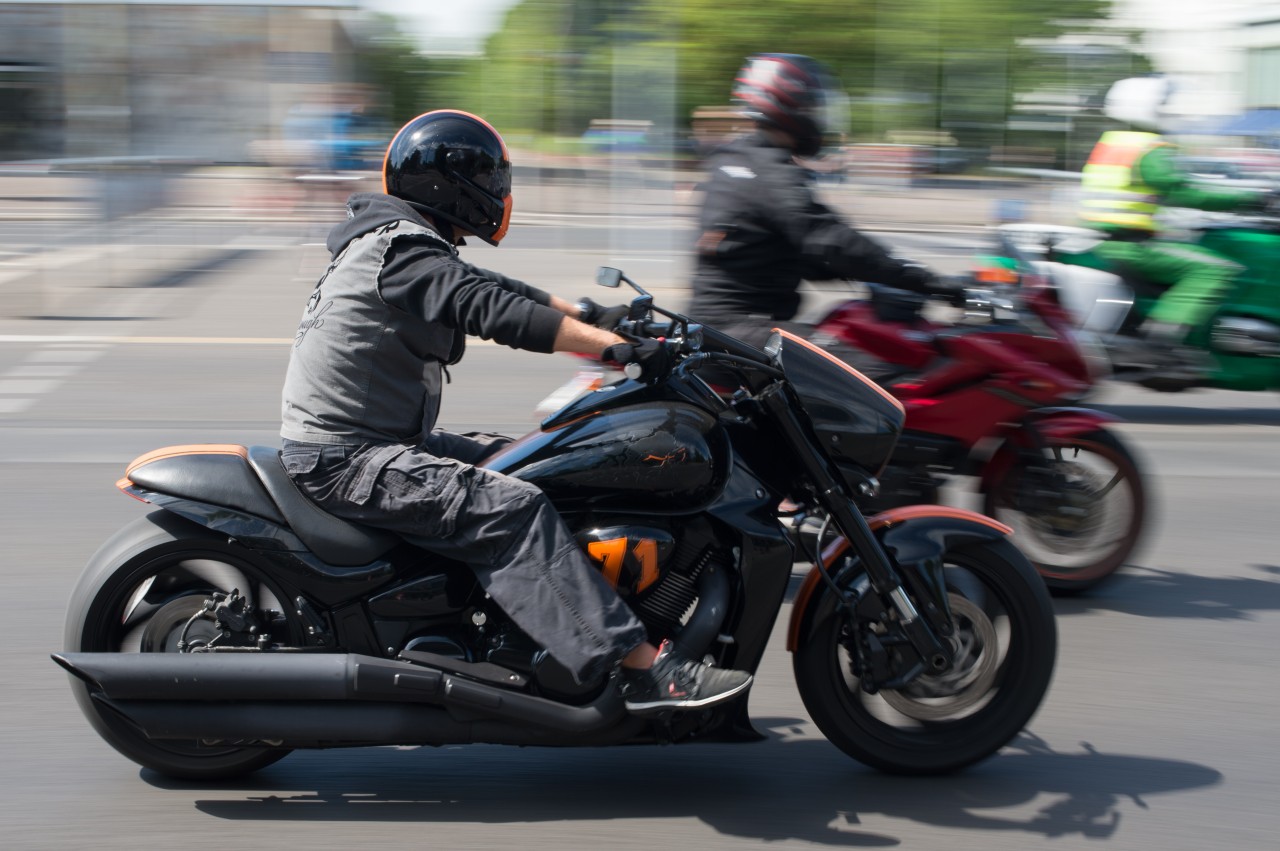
[0,0,1277,230]
[0,1,379,163]
[1111,0,1280,120]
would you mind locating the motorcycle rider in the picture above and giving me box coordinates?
[1073,75,1271,384]
[688,53,964,383]
[279,110,751,714]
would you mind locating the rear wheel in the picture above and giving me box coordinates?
[983,429,1146,593]
[65,513,299,779]
[793,539,1056,774]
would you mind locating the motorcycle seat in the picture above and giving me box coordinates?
[125,444,285,524]
[125,445,400,566]
[246,446,400,566]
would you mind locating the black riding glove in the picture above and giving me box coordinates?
[577,297,631,330]
[927,276,970,308]
[601,337,672,383]
[894,262,938,293]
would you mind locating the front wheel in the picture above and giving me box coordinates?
[983,428,1147,593]
[64,512,298,779]
[793,539,1056,774]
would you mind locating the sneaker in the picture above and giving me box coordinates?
[621,640,753,715]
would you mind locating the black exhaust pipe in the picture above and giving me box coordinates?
[53,652,624,734]
[55,569,737,748]
[92,698,646,748]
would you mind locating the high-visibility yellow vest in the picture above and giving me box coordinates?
[1079,130,1170,231]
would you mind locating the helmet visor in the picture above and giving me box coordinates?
[808,73,850,151]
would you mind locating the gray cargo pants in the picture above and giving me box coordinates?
[281,431,649,683]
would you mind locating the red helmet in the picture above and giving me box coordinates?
[733,54,847,157]
[382,110,513,245]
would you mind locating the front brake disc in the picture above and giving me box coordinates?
[880,593,999,721]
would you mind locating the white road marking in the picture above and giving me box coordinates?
[0,379,59,394]
[28,348,109,362]
[5,365,80,377]
[0,342,110,416]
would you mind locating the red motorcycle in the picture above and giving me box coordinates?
[803,279,1146,593]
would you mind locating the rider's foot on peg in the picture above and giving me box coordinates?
[621,639,752,715]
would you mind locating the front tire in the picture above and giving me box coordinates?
[64,512,297,780]
[793,539,1056,774]
[983,429,1147,593]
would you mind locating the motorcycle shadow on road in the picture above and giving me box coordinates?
[1094,403,1280,427]
[1054,564,1280,620]
[166,726,1220,844]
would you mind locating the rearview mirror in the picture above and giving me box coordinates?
[596,267,622,288]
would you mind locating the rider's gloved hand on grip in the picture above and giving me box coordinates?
[601,337,672,383]
[894,262,938,293]
[927,276,970,308]
[577,297,631,330]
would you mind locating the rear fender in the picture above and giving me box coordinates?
[980,407,1121,492]
[787,506,1011,652]
[65,511,244,651]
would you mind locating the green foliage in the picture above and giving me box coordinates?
[430,0,1148,158]
[349,15,475,127]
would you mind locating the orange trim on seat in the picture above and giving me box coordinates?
[115,478,152,502]
[773,329,905,416]
[123,444,248,479]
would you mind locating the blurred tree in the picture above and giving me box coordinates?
[350,14,473,127]
[443,0,1150,164]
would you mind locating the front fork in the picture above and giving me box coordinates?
[756,385,953,673]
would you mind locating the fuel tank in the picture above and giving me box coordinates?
[483,402,729,513]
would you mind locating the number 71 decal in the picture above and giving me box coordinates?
[587,537,660,593]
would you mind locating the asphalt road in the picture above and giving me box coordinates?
[1,231,1278,849]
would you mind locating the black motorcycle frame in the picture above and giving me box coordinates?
[56,272,1046,766]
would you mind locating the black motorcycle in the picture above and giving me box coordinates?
[54,267,1056,779]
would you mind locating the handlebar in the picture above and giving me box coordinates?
[617,317,776,366]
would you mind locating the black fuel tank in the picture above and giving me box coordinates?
[483,402,728,512]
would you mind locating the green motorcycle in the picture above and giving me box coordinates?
[989,216,1280,392]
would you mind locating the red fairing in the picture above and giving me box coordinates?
[815,301,938,371]
[811,287,1098,450]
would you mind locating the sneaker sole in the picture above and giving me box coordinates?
[624,675,753,715]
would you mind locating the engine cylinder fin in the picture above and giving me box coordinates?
[636,549,721,636]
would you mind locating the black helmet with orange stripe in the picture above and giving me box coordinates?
[382,110,513,245]
[732,54,848,158]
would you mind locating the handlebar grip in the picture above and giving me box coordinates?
[624,317,775,366]
[635,320,676,337]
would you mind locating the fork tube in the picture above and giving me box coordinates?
[758,386,949,667]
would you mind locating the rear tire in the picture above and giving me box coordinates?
[793,539,1056,774]
[64,512,296,780]
[983,429,1146,594]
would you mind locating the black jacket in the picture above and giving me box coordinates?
[689,132,926,324]
[328,193,562,356]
